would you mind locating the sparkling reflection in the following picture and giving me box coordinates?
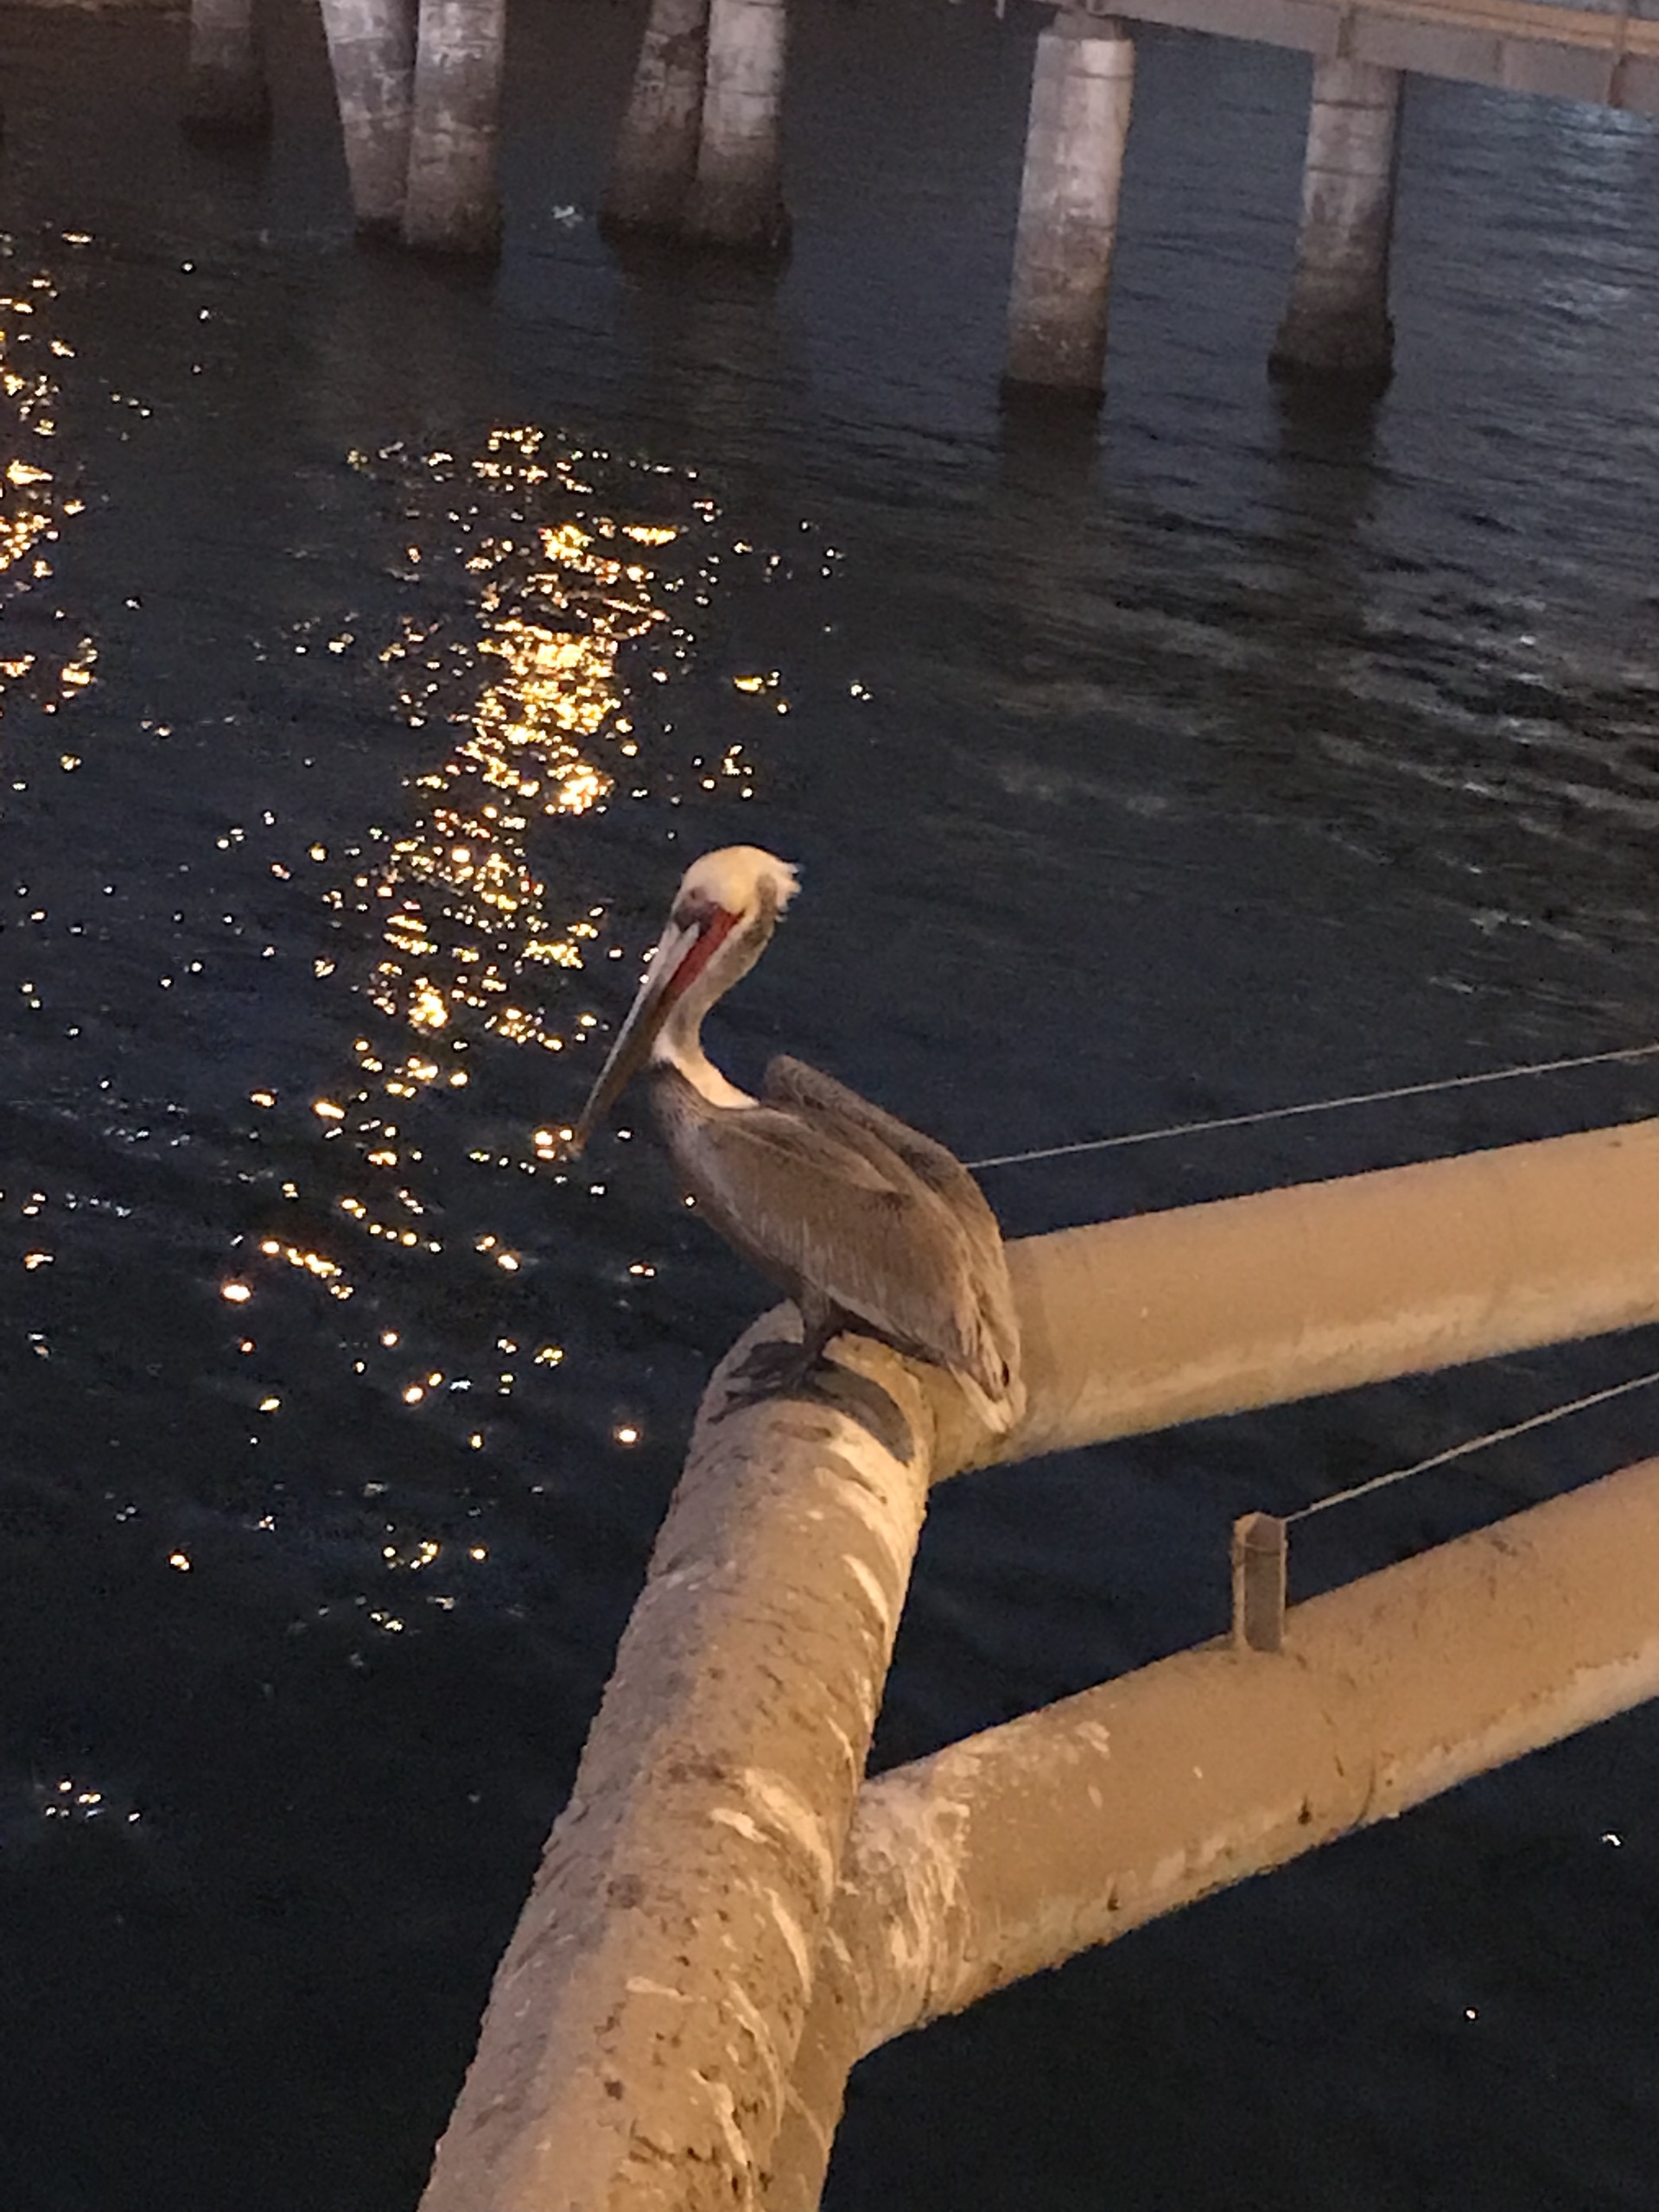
[231,429,782,1418]
[350,425,689,1069]
[0,268,95,722]
[220,425,810,1473]
[29,1776,142,1827]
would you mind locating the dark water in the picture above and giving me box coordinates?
[3,3,1659,2206]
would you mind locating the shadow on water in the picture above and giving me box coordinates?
[995,380,1109,495]
[607,228,800,454]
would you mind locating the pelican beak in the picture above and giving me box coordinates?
[565,916,703,1155]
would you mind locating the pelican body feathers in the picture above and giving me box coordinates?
[572,847,1025,1434]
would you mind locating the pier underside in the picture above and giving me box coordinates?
[1096,0,1659,116]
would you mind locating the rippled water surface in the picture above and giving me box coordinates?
[4,4,1659,2207]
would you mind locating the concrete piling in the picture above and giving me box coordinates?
[403,0,507,258]
[1004,13,1135,398]
[1270,57,1403,387]
[683,0,789,252]
[604,0,711,235]
[183,0,271,143]
[318,0,418,235]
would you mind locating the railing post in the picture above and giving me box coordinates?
[1231,1511,1287,1652]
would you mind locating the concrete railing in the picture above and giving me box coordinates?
[417,1118,1659,2211]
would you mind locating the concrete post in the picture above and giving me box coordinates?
[1004,14,1135,398]
[403,0,507,259]
[770,1451,1659,2208]
[318,0,418,235]
[183,0,271,142]
[1270,57,1403,387]
[604,0,711,235]
[683,0,789,252]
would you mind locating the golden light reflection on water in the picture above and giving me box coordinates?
[340,425,697,1083]
[0,270,94,721]
[228,425,798,1455]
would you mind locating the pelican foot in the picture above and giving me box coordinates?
[727,1337,821,1398]
[715,1339,914,1463]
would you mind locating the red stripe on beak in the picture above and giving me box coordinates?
[666,905,738,997]
[565,905,741,1155]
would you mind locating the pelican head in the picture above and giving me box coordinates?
[568,847,800,1153]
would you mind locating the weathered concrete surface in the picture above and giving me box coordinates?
[927,1115,1659,1477]
[3,0,176,11]
[1271,58,1402,384]
[604,0,711,234]
[417,1339,935,2212]
[403,0,505,257]
[683,0,789,251]
[183,0,271,139]
[420,1115,1659,2208]
[318,0,417,233]
[771,1452,1659,2208]
[1100,0,1659,115]
[1004,14,1135,396]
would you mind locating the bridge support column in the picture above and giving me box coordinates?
[604,0,711,234]
[318,0,417,234]
[183,0,271,142]
[1004,13,1135,398]
[403,0,506,258]
[1270,58,1402,387]
[683,0,789,252]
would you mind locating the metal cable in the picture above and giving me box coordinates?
[1286,1365,1659,1525]
[965,1039,1659,1173]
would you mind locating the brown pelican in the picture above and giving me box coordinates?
[569,846,1025,1434]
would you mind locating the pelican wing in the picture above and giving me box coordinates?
[763,1055,1023,1410]
[660,1084,1007,1394]
[764,1055,982,1206]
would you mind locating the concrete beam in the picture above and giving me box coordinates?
[419,1116,1659,2209]
[416,1341,937,2212]
[771,1451,1659,2207]
[1097,0,1659,115]
[926,1116,1659,1476]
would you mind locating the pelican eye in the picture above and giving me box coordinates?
[674,893,722,933]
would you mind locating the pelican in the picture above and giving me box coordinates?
[569,846,1025,1434]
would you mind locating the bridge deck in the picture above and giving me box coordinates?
[1084,0,1659,114]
